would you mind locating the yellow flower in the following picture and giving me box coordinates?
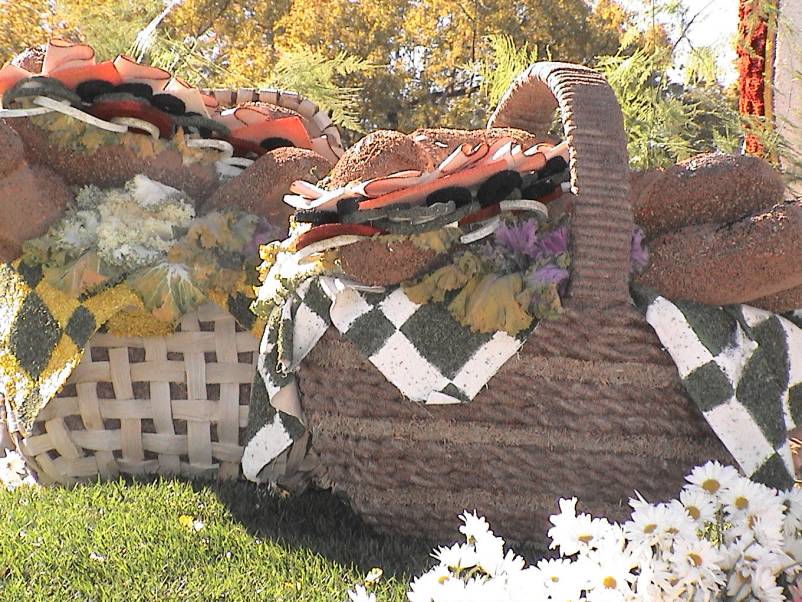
[178,515,194,529]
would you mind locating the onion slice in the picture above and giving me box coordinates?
[0,106,53,117]
[220,156,254,168]
[32,95,128,133]
[295,234,371,260]
[110,116,159,139]
[460,216,501,244]
[185,137,234,160]
[499,199,548,217]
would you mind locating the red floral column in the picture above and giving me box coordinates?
[737,0,776,155]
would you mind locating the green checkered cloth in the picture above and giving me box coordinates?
[633,285,802,489]
[242,275,533,484]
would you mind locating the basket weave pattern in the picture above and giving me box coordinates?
[297,63,734,546]
[16,304,256,485]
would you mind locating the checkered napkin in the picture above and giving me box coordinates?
[633,285,802,490]
[242,275,532,483]
[0,261,137,435]
[0,260,265,437]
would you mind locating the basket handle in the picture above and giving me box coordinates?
[488,62,632,307]
[198,87,345,160]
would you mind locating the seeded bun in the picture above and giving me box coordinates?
[328,130,433,188]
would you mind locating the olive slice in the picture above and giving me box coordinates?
[260,137,295,151]
[113,82,154,101]
[151,93,186,116]
[76,79,115,103]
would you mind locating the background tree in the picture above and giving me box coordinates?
[1,0,630,136]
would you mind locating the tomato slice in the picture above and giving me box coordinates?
[87,99,175,139]
[458,203,501,226]
[50,60,123,90]
[294,223,384,250]
[226,135,266,158]
[229,116,312,149]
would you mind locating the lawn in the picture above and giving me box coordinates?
[0,479,441,601]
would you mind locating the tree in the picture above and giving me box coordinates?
[1,0,632,135]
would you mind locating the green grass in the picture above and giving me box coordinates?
[0,479,439,601]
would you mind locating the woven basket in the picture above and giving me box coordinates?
[6,86,344,484]
[13,303,256,485]
[297,62,734,546]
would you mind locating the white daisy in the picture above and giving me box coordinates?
[750,567,784,602]
[538,557,584,590]
[679,487,718,524]
[432,542,479,572]
[549,497,610,556]
[346,585,376,602]
[1,450,26,475]
[685,461,740,497]
[584,547,638,595]
[667,538,725,595]
[474,532,506,576]
[783,489,802,537]
[624,500,667,550]
[719,478,778,520]
[507,567,548,602]
[459,510,491,543]
[407,564,452,602]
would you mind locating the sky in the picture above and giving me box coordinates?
[620,0,740,84]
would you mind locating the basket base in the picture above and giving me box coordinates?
[300,304,733,546]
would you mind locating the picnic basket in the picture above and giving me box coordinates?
[7,87,343,485]
[297,62,734,545]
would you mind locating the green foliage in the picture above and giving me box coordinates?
[0,479,427,600]
[270,48,376,133]
[596,48,743,170]
[134,27,373,131]
[477,34,540,107]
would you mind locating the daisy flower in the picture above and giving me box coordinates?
[407,565,452,602]
[624,499,667,551]
[783,489,802,537]
[748,567,784,602]
[432,542,478,572]
[679,487,718,524]
[668,538,725,595]
[685,461,740,497]
[459,510,492,543]
[583,547,638,595]
[474,531,506,575]
[719,478,778,520]
[537,557,584,590]
[346,585,376,602]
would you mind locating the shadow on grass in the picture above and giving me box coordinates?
[196,480,438,579]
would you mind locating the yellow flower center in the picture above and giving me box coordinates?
[603,576,617,589]
[688,552,703,567]
[550,576,559,583]
[702,479,720,493]
[735,496,749,510]
[687,506,701,520]
[438,575,449,585]
[578,534,593,543]
[643,523,657,534]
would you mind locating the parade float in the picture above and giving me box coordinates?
[0,38,800,550]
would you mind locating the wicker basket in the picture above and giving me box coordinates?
[13,303,256,485]
[5,86,344,484]
[297,62,734,546]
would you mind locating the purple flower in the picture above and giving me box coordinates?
[494,218,539,258]
[246,218,281,257]
[527,263,569,295]
[531,225,569,261]
[630,226,649,274]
